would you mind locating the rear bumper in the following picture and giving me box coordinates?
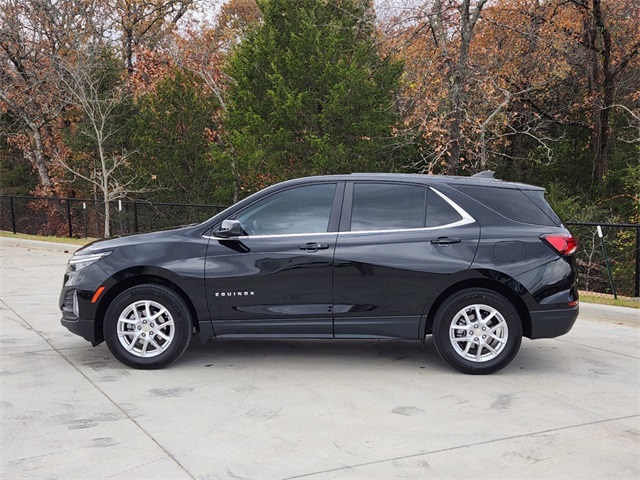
[529,305,579,339]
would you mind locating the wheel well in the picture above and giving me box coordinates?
[94,275,200,344]
[424,279,532,338]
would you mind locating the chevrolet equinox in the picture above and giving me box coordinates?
[59,173,579,374]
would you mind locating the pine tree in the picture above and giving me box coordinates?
[133,68,232,205]
[225,0,404,192]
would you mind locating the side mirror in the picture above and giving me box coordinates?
[214,219,243,238]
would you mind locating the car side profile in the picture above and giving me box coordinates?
[59,173,579,374]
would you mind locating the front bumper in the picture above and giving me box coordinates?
[59,261,110,345]
[60,286,100,345]
[61,315,99,345]
[529,305,579,339]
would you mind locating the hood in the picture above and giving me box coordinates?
[75,228,182,254]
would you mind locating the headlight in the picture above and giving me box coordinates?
[69,251,112,271]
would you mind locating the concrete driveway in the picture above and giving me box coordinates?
[1,238,638,479]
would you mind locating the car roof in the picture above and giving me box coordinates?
[279,172,545,191]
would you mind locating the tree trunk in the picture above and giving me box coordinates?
[588,0,614,184]
[32,127,54,193]
[446,11,472,175]
[103,193,110,238]
[444,0,487,175]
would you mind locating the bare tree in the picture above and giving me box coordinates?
[55,51,148,237]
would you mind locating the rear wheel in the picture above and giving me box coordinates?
[104,284,193,369]
[433,288,522,374]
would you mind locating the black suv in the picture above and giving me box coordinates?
[59,173,578,374]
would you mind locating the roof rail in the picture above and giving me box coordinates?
[471,170,496,179]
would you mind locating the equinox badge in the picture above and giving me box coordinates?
[214,291,255,297]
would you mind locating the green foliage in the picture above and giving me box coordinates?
[544,182,607,223]
[131,68,232,205]
[225,0,405,193]
[0,112,37,195]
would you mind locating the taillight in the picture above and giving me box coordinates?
[541,234,578,256]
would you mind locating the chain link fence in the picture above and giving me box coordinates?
[1,195,638,299]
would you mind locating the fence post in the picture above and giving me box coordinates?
[133,201,139,233]
[66,199,73,238]
[635,226,640,298]
[597,225,617,299]
[118,200,123,236]
[9,195,17,234]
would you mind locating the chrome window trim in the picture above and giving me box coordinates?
[429,186,475,224]
[203,187,475,240]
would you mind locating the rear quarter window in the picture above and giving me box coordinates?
[455,185,560,226]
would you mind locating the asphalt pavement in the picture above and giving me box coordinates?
[1,237,638,479]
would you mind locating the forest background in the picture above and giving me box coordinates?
[1,0,638,238]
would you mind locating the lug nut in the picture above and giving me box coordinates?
[142,320,147,324]
[150,323,155,328]
[141,333,146,337]
[474,337,479,341]
[482,335,487,339]
[137,326,141,330]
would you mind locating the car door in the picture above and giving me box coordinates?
[333,181,480,339]
[205,182,343,337]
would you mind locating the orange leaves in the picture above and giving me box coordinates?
[129,48,175,95]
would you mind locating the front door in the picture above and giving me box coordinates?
[205,182,342,337]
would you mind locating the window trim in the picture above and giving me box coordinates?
[203,183,474,240]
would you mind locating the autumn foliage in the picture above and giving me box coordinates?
[1,0,638,232]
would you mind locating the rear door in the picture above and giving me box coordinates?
[333,182,480,339]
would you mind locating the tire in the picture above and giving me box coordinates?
[432,288,522,375]
[104,284,193,369]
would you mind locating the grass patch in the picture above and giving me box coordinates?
[0,230,95,246]
[579,292,640,309]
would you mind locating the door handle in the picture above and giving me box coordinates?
[431,237,461,245]
[299,242,330,251]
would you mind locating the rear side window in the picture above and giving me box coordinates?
[455,185,559,226]
[522,190,562,226]
[351,183,426,231]
[426,189,462,227]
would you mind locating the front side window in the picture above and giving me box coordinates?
[236,183,336,236]
[350,183,426,231]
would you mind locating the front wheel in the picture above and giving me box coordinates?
[433,288,522,374]
[104,284,193,369]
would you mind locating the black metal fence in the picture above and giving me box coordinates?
[1,195,638,298]
[0,195,226,239]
